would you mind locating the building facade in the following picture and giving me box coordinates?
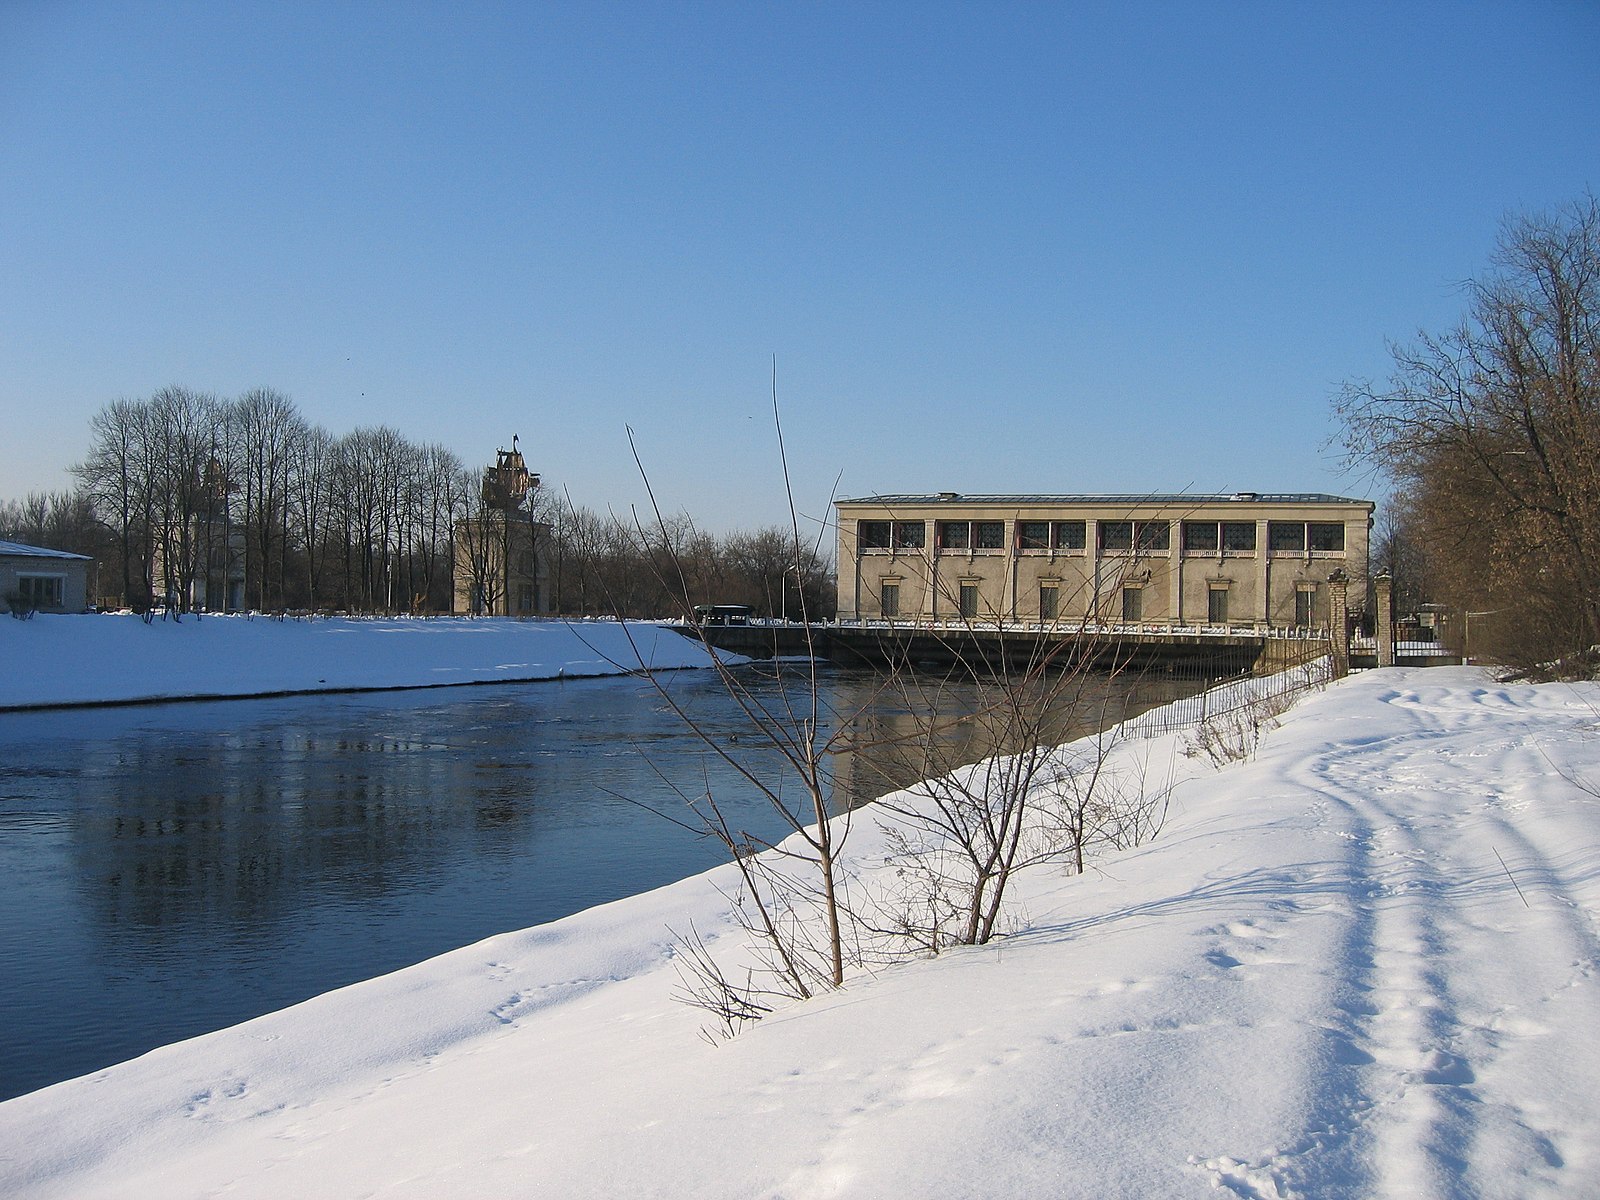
[452,516,552,616]
[1,540,95,614]
[835,493,1373,630]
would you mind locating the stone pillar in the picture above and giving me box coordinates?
[1169,519,1183,624]
[1257,518,1271,623]
[1375,571,1395,668]
[1327,568,1350,676]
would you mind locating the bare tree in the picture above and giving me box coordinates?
[231,387,305,610]
[1337,195,1600,674]
[573,405,862,1030]
[76,396,157,610]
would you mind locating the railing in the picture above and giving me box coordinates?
[1350,635,1460,659]
[832,617,1331,640]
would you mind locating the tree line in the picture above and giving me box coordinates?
[1338,194,1599,675]
[1,385,834,619]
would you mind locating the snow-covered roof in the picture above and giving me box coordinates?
[0,539,92,561]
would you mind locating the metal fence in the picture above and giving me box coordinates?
[1126,653,1337,739]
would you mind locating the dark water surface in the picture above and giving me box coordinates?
[0,665,1197,1101]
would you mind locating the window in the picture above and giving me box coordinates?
[1208,586,1229,625]
[1135,521,1171,552]
[959,583,979,619]
[1099,521,1133,551]
[517,584,535,613]
[17,575,64,609]
[937,520,1003,551]
[893,521,925,549]
[860,519,925,549]
[1053,521,1086,551]
[937,520,969,550]
[1223,522,1256,552]
[1308,523,1345,552]
[1182,521,1219,552]
[1295,587,1316,627]
[1039,584,1059,621]
[880,583,900,618]
[1186,521,1257,552]
[1121,586,1143,622]
[1268,521,1306,552]
[1268,521,1344,553]
[1018,521,1050,551]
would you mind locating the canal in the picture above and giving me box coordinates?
[0,663,1202,1101]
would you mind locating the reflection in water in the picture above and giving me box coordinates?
[0,664,1202,1100]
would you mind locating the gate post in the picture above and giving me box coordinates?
[1375,571,1395,668]
[1327,568,1350,677]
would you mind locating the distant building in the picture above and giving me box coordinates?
[1,540,96,614]
[147,459,246,613]
[452,439,551,617]
[452,515,552,616]
[835,493,1374,629]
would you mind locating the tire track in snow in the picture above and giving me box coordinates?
[1198,680,1600,1198]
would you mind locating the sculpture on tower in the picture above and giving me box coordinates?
[454,435,550,617]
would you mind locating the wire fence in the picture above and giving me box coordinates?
[1126,653,1338,739]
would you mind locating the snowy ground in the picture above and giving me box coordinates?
[2,667,1597,1198]
[0,612,716,708]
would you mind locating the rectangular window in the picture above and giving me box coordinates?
[893,521,926,550]
[1053,521,1086,551]
[1018,521,1050,551]
[937,520,969,550]
[974,521,1005,550]
[880,582,900,618]
[1182,521,1219,552]
[18,575,65,608]
[1223,522,1257,552]
[1268,521,1306,552]
[959,583,979,619]
[1308,522,1345,552]
[1135,521,1171,551]
[859,520,891,550]
[1099,521,1133,551]
[1208,587,1229,625]
[1295,587,1316,627]
[1039,584,1059,621]
[1121,586,1143,622]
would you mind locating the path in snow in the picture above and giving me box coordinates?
[1196,680,1600,1198]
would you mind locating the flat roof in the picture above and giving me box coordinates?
[836,493,1372,508]
[0,539,92,561]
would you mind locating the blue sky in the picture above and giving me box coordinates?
[1,2,1595,536]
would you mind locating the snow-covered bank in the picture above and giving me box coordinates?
[0,613,718,709]
[3,668,1598,1198]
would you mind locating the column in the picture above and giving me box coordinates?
[1375,571,1395,668]
[1327,568,1350,677]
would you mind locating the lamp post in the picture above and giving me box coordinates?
[781,565,802,624]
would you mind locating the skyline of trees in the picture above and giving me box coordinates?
[1,387,836,619]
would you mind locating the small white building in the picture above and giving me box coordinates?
[1,540,95,615]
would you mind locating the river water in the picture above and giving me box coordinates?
[0,664,1200,1101]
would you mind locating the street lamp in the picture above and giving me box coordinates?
[781,565,803,624]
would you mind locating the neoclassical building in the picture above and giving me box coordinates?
[835,492,1373,630]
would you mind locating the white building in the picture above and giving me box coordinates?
[1,540,95,615]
